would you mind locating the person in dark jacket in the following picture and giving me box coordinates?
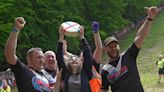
[56,25,93,92]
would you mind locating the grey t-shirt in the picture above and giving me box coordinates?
[68,74,81,92]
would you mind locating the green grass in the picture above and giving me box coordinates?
[118,9,164,92]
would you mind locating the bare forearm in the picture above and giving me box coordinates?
[4,31,19,65]
[52,81,61,92]
[134,6,158,48]
[94,33,102,50]
[59,35,64,42]
[134,19,152,48]
[93,32,103,63]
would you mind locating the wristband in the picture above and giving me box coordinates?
[146,18,153,21]
[12,28,19,32]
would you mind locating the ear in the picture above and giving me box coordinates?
[103,46,106,52]
[26,56,31,64]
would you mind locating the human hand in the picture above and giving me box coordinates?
[92,21,99,33]
[58,25,65,37]
[14,17,26,31]
[3,85,7,90]
[145,6,158,19]
[79,26,84,39]
[56,69,62,81]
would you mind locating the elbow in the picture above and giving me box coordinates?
[4,47,10,59]
[4,48,17,65]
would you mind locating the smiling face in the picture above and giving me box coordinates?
[44,51,57,70]
[27,48,45,71]
[67,55,82,74]
[104,41,120,60]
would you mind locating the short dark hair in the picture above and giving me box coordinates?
[27,47,43,58]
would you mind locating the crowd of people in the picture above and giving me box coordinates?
[0,68,16,92]
[2,6,159,92]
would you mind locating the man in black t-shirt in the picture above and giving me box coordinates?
[100,6,158,92]
[4,17,53,92]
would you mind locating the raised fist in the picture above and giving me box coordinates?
[145,6,158,19]
[79,26,84,39]
[14,17,26,31]
[92,21,99,33]
[58,25,65,37]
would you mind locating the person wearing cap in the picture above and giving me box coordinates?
[100,6,158,92]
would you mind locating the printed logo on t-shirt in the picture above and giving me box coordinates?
[107,66,128,84]
[32,76,51,92]
[43,73,56,86]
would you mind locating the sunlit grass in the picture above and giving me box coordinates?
[118,9,164,92]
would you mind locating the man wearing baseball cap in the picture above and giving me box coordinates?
[104,37,119,45]
[100,6,158,92]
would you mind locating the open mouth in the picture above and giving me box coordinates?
[72,61,78,65]
[48,61,55,64]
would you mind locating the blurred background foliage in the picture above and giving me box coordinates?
[0,0,161,71]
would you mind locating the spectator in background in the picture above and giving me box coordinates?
[156,55,164,83]
[100,6,158,92]
[0,78,11,92]
[42,50,59,88]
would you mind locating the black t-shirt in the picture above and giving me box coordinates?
[45,68,56,78]
[93,59,100,73]
[10,59,51,92]
[101,43,144,92]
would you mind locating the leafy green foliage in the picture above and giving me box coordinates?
[0,0,161,70]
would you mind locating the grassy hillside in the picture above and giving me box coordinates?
[119,9,164,92]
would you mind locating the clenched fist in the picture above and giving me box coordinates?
[14,17,26,31]
[145,6,158,19]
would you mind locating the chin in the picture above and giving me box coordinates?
[110,54,119,59]
[41,66,44,69]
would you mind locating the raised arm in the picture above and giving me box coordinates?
[4,17,26,65]
[92,21,103,64]
[79,26,93,79]
[56,26,67,79]
[134,6,158,48]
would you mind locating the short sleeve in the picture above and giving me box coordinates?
[100,70,110,90]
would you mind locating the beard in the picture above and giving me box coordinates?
[108,52,119,60]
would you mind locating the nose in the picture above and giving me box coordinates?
[111,46,117,51]
[47,55,55,60]
[71,57,77,61]
[49,57,53,60]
